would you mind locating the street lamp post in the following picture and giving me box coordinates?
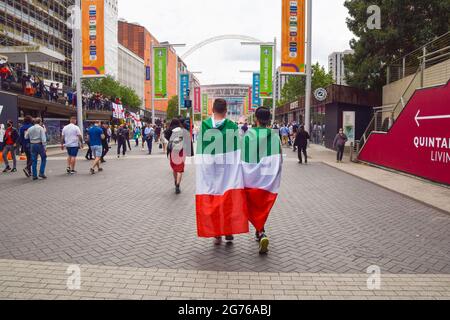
[305,0,313,134]
[74,0,84,135]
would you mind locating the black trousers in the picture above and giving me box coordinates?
[117,140,127,155]
[337,145,345,161]
[101,143,109,159]
[126,139,131,151]
[85,143,92,159]
[24,143,32,171]
[298,146,308,163]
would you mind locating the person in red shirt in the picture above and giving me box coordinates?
[2,120,19,173]
[0,65,12,90]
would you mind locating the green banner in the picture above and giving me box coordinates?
[154,47,167,99]
[260,45,273,98]
[202,94,208,116]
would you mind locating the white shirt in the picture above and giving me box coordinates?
[62,123,82,147]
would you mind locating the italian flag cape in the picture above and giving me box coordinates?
[196,118,248,237]
[196,119,282,238]
[242,127,282,232]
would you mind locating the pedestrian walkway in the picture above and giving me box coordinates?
[1,259,449,300]
[0,142,449,299]
[305,144,450,213]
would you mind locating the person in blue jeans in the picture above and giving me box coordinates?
[24,118,47,180]
[88,120,105,175]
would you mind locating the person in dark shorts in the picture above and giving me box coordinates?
[61,116,83,174]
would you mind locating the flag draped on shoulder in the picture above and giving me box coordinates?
[242,128,282,232]
[195,118,249,238]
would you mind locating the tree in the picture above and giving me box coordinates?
[344,0,450,90]
[166,95,179,120]
[82,75,142,108]
[278,63,334,106]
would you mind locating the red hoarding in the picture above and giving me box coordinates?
[358,81,450,185]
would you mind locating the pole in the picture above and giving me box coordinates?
[75,0,84,135]
[305,0,312,134]
[150,40,155,125]
[176,57,180,116]
[272,37,277,125]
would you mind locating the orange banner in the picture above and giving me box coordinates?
[82,0,105,77]
[281,0,305,73]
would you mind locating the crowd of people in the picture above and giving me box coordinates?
[0,99,350,256]
[0,62,116,112]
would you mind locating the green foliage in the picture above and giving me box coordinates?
[82,75,142,108]
[344,0,450,90]
[166,95,179,120]
[278,63,334,106]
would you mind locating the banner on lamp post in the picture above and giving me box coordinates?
[153,47,167,99]
[281,0,306,74]
[179,73,190,110]
[260,45,273,98]
[252,72,261,110]
[194,87,201,113]
[202,93,208,117]
[81,0,105,77]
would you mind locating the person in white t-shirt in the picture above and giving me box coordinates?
[61,116,83,175]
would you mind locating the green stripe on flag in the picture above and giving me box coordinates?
[242,128,281,164]
[197,118,240,155]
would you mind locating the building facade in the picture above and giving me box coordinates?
[328,50,353,86]
[0,0,74,86]
[104,0,118,79]
[118,44,144,109]
[118,20,182,119]
[201,84,250,121]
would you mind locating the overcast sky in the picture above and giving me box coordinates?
[118,0,354,85]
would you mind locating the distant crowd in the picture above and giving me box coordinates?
[0,62,114,112]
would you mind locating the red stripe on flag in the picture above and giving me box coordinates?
[196,189,249,238]
[245,188,278,232]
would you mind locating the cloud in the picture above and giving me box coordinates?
[118,0,353,84]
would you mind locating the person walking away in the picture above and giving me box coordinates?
[85,126,93,160]
[124,125,132,151]
[88,120,105,174]
[116,124,127,158]
[167,119,190,194]
[61,116,83,174]
[106,125,112,145]
[112,126,117,145]
[144,124,154,155]
[196,99,246,246]
[2,120,19,173]
[242,107,283,254]
[280,125,289,146]
[19,116,33,177]
[292,122,299,152]
[134,127,141,147]
[333,128,348,163]
[100,122,109,163]
[294,125,310,164]
[155,125,161,144]
[25,118,47,180]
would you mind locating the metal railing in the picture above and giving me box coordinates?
[387,31,450,84]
